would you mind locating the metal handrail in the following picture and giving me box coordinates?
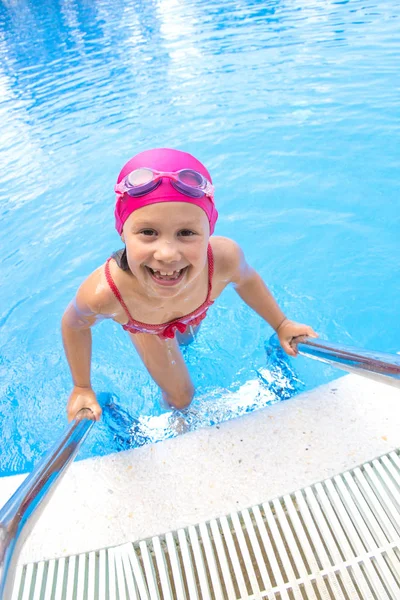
[0,409,95,599]
[296,337,400,388]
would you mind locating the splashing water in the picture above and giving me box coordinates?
[101,334,304,451]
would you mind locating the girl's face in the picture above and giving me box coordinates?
[122,202,210,298]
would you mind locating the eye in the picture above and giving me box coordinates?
[179,229,196,237]
[139,229,157,237]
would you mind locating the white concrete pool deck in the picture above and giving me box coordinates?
[0,373,399,566]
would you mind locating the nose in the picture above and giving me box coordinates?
[153,239,181,263]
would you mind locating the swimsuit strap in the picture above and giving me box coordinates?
[205,243,214,302]
[105,258,136,322]
[105,243,214,325]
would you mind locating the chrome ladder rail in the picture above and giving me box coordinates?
[0,409,95,599]
[296,336,400,389]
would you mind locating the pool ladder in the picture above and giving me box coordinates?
[0,338,399,598]
[0,409,95,599]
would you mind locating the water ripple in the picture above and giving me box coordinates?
[0,0,399,474]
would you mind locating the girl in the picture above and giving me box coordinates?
[62,148,317,421]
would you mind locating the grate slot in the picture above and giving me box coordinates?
[77,553,86,600]
[153,535,174,600]
[87,551,96,600]
[380,456,400,489]
[372,460,400,512]
[338,472,398,598]
[114,546,127,600]
[198,521,225,599]
[230,511,262,598]
[273,498,318,599]
[264,500,301,597]
[55,557,66,600]
[253,504,290,599]
[188,525,212,600]
[119,544,140,599]
[65,554,75,599]
[98,549,107,600]
[139,540,161,600]
[353,468,398,543]
[295,489,347,599]
[364,463,400,535]
[351,467,394,546]
[43,558,56,600]
[323,479,377,599]
[352,467,400,581]
[11,565,23,600]
[165,531,186,599]
[209,518,237,599]
[316,480,378,599]
[388,452,400,472]
[242,508,275,598]
[283,494,331,599]
[22,563,34,600]
[306,485,356,598]
[128,543,150,599]
[219,515,249,598]
[34,561,46,600]
[177,528,199,599]
[108,547,117,599]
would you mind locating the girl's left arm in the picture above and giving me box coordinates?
[224,239,317,356]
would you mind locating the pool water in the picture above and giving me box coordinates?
[0,0,399,476]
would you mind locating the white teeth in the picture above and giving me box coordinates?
[148,267,185,279]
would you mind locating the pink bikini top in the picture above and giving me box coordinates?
[105,245,214,339]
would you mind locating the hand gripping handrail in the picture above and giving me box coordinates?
[0,409,95,599]
[296,337,400,389]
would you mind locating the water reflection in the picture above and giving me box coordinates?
[0,0,399,474]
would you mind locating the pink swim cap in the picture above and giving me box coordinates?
[114,148,218,234]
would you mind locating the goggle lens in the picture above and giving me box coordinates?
[178,169,204,188]
[127,168,154,187]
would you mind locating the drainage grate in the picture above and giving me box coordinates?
[12,450,400,599]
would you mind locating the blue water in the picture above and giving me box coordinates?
[0,0,399,476]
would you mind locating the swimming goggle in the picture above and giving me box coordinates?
[115,168,214,200]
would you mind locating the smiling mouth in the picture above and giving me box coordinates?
[145,266,188,285]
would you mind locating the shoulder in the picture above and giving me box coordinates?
[210,236,246,282]
[75,261,120,316]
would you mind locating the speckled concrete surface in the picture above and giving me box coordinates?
[0,373,399,565]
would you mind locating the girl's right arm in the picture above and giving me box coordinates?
[61,268,115,422]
